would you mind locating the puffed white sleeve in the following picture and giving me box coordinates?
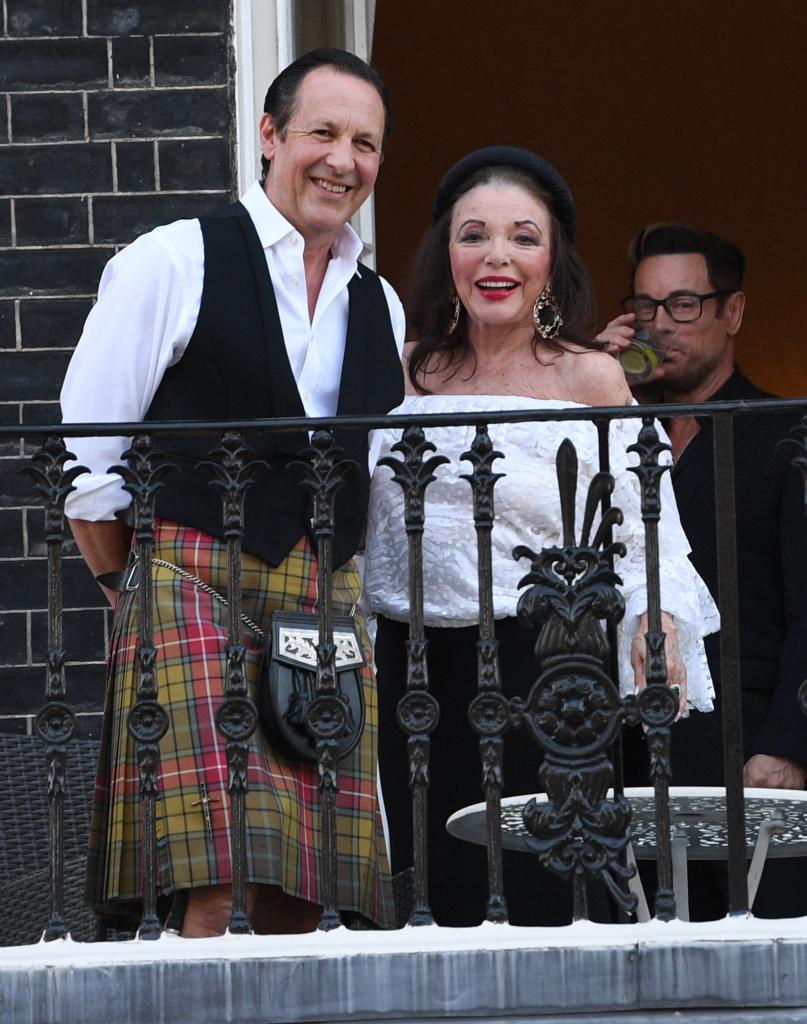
[609,416,719,713]
[60,220,204,520]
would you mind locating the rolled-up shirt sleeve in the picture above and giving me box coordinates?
[61,219,204,520]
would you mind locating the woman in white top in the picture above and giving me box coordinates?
[364,146,718,926]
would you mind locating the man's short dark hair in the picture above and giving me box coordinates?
[260,48,393,176]
[628,223,746,304]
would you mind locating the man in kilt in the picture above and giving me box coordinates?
[61,49,405,936]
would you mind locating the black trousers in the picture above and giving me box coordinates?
[375,615,610,927]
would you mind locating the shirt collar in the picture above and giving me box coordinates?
[239,180,364,265]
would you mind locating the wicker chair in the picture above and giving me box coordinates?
[0,734,101,944]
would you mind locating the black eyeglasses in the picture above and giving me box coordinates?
[621,290,733,323]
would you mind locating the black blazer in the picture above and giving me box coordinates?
[665,370,807,782]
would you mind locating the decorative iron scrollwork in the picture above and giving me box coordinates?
[34,702,76,748]
[305,693,349,740]
[396,690,440,737]
[514,438,636,919]
[459,425,505,528]
[111,434,175,938]
[380,425,449,926]
[523,762,635,903]
[467,691,511,737]
[379,426,449,535]
[637,684,678,731]
[626,416,677,919]
[216,696,259,744]
[200,431,267,539]
[460,427,510,922]
[292,430,357,538]
[22,436,87,547]
[199,430,262,934]
[23,437,87,941]
[290,430,358,930]
[127,700,170,746]
[519,661,623,757]
[110,435,177,542]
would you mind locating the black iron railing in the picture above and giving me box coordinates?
[1,397,806,940]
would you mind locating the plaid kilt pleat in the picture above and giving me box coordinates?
[86,519,394,928]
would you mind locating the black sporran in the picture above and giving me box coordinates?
[257,610,366,763]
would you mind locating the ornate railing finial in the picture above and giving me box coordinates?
[514,438,636,919]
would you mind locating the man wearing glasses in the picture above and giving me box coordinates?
[599,223,807,919]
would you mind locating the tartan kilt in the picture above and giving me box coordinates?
[86,519,394,928]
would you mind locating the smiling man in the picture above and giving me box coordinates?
[600,223,807,919]
[61,49,404,938]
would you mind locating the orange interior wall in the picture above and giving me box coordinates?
[372,0,806,396]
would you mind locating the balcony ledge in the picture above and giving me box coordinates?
[2,916,807,1023]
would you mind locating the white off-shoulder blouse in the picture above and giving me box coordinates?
[364,394,719,713]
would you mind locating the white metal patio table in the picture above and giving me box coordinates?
[446,786,807,921]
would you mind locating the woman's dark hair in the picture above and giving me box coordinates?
[407,165,598,393]
[261,48,393,176]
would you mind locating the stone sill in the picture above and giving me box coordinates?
[2,916,807,1023]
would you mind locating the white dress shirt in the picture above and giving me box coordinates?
[61,182,405,520]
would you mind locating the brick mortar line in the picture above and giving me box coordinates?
[8,195,15,245]
[0,243,134,251]
[6,294,97,300]
[1,610,104,622]
[21,506,29,560]
[0,713,103,721]
[82,89,89,141]
[1,190,227,199]
[0,711,104,716]
[4,92,10,142]
[81,0,88,38]
[149,35,156,88]
[1,86,227,93]
[13,296,19,348]
[0,551,99,558]
[106,36,113,89]
[1,32,224,41]
[0,660,106,667]
[2,133,226,146]
[111,141,118,192]
[0,593,107,604]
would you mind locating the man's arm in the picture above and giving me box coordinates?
[61,223,204,529]
[61,221,203,602]
[67,518,133,608]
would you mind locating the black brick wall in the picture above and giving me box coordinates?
[0,0,237,733]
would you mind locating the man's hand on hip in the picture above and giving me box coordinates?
[743,754,807,790]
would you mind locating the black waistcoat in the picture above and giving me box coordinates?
[144,201,403,567]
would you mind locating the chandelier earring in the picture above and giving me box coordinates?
[448,293,461,335]
[533,282,563,340]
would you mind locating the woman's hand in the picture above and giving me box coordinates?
[594,312,636,356]
[631,610,688,716]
